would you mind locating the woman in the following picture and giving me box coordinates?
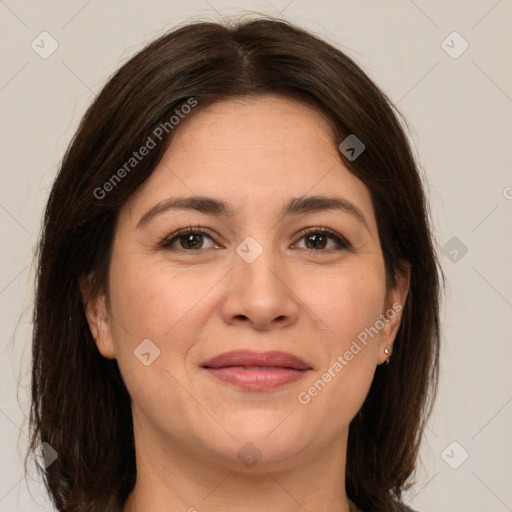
[28,16,441,512]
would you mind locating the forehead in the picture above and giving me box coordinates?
[121,95,376,230]
[171,95,336,150]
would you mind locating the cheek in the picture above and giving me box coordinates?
[105,255,221,436]
[294,267,385,423]
[305,265,385,345]
[108,253,211,337]
[106,250,225,380]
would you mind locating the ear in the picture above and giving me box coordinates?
[377,263,411,364]
[79,275,116,360]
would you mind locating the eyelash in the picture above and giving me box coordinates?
[158,224,352,255]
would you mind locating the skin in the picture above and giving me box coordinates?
[83,96,409,512]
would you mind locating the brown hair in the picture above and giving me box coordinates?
[28,15,442,512]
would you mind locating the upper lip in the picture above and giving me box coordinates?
[201,350,312,370]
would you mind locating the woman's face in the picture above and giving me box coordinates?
[85,96,408,471]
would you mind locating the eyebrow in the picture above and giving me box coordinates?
[136,194,370,231]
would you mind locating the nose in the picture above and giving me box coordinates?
[220,240,300,331]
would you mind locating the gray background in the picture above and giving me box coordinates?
[1,1,511,511]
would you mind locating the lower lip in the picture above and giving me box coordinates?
[204,366,309,390]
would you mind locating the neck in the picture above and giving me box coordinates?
[123,418,353,512]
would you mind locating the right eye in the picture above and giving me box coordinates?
[159,226,221,252]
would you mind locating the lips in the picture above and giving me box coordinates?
[200,350,312,391]
[201,350,311,370]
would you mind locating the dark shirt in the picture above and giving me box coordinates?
[350,498,418,511]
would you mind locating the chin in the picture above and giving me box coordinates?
[196,415,315,469]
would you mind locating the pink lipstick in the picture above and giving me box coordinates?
[201,350,312,391]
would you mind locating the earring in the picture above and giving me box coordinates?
[384,344,392,365]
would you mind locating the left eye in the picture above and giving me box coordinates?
[294,227,351,252]
[159,227,350,252]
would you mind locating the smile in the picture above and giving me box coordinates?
[204,366,310,390]
[200,350,312,391]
